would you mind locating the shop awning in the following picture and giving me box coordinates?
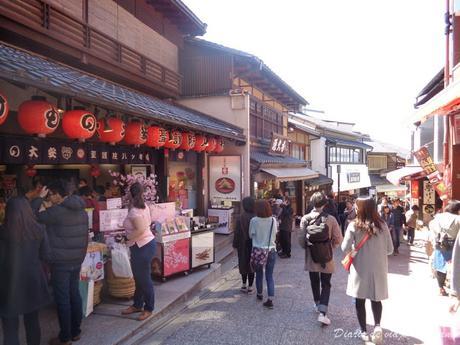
[304,174,333,187]
[0,43,245,141]
[325,137,373,150]
[251,151,309,165]
[386,166,424,186]
[260,167,319,182]
[375,184,407,193]
[330,164,372,193]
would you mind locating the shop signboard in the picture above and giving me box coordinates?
[1,137,158,165]
[106,197,122,210]
[411,180,419,199]
[209,155,241,202]
[423,181,436,205]
[414,147,448,199]
[269,133,289,156]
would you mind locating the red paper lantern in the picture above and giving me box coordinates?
[124,121,147,146]
[214,137,225,153]
[194,135,208,152]
[18,96,60,137]
[146,126,169,148]
[62,109,96,141]
[97,118,125,145]
[164,130,182,150]
[26,165,37,177]
[0,92,9,126]
[206,137,217,153]
[179,132,196,151]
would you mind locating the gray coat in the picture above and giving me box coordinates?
[299,211,343,274]
[341,221,393,301]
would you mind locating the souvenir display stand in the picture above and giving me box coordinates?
[207,207,234,235]
[190,228,215,270]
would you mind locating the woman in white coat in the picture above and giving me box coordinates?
[341,197,393,344]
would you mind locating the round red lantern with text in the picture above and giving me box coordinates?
[214,137,225,153]
[194,135,208,152]
[18,96,60,137]
[26,165,37,177]
[179,132,196,151]
[97,118,125,145]
[124,121,147,146]
[205,137,217,153]
[0,92,9,126]
[146,126,169,148]
[164,130,182,150]
[62,109,96,141]
[90,165,101,178]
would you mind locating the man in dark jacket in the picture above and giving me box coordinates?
[390,199,406,255]
[278,198,294,258]
[34,181,88,345]
[323,193,339,223]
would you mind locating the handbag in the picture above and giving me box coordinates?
[341,233,369,272]
[250,218,274,271]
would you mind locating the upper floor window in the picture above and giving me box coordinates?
[290,143,306,161]
[368,156,388,170]
[329,146,363,164]
[250,99,284,140]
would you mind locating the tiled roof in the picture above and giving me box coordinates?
[325,136,373,150]
[365,139,410,158]
[0,43,245,141]
[370,174,391,186]
[251,151,308,165]
[304,174,333,187]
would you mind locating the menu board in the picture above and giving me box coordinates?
[99,208,128,232]
[209,155,242,202]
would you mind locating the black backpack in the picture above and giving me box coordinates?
[305,212,333,268]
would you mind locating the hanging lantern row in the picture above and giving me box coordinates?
[3,94,226,153]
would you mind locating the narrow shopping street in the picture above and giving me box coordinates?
[137,230,460,345]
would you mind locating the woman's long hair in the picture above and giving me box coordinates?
[355,197,384,236]
[3,197,42,242]
[130,182,146,209]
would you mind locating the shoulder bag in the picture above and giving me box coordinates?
[341,233,369,272]
[250,218,274,271]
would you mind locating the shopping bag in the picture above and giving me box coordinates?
[111,243,133,278]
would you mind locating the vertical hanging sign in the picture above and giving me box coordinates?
[413,147,448,199]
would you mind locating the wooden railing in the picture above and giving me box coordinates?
[0,0,181,94]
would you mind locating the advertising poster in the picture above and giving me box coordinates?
[423,181,436,205]
[99,208,128,232]
[209,155,241,201]
[191,232,214,268]
[163,238,190,277]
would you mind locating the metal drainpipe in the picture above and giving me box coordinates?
[445,0,451,86]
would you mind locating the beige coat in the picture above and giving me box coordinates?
[299,210,343,274]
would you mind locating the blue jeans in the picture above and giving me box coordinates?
[51,265,82,342]
[255,250,276,298]
[130,239,156,312]
[392,227,401,250]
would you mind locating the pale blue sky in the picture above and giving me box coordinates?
[182,0,445,148]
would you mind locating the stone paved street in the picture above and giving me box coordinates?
[137,229,460,345]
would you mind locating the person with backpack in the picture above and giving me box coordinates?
[299,192,343,326]
[249,200,278,309]
[341,197,393,344]
[429,200,460,297]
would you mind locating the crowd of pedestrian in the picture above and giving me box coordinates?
[0,177,157,345]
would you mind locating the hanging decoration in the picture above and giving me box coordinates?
[26,165,37,177]
[62,108,97,141]
[124,121,147,146]
[164,130,182,150]
[194,135,208,152]
[18,96,60,137]
[179,132,196,151]
[90,164,101,177]
[146,126,169,148]
[0,92,9,126]
[205,137,217,153]
[214,137,225,153]
[97,117,125,145]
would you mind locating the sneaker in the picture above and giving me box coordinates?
[360,331,370,342]
[313,303,319,313]
[256,294,263,301]
[263,299,274,309]
[240,285,247,292]
[247,287,254,295]
[371,326,383,344]
[318,313,331,326]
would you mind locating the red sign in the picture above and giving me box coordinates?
[411,180,419,199]
[414,147,448,199]
[163,238,190,277]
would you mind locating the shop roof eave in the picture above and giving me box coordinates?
[0,74,246,143]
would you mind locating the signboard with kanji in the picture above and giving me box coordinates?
[413,147,448,199]
[269,133,289,156]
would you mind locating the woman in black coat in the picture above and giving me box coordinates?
[233,197,256,293]
[0,197,51,345]
[278,198,294,258]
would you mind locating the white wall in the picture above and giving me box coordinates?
[177,95,251,207]
[311,137,327,175]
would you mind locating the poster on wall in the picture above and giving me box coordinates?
[209,155,242,202]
